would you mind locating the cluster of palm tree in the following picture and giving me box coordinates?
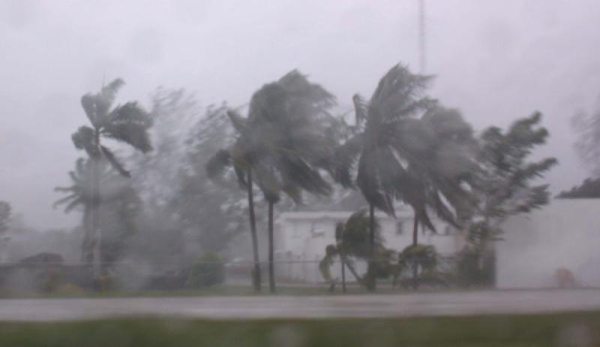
[54,63,553,293]
[207,64,479,293]
[207,70,338,293]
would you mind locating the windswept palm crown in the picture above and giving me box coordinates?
[54,158,137,213]
[334,65,477,231]
[72,79,153,177]
[207,70,337,204]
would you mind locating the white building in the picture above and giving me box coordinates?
[274,199,600,288]
[497,199,600,288]
[275,205,460,283]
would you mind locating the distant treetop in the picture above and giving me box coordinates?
[557,177,600,199]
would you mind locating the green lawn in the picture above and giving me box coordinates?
[0,311,598,347]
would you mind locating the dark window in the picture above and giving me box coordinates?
[396,221,404,235]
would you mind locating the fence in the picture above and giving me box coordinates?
[0,255,492,294]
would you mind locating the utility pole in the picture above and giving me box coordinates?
[418,0,426,74]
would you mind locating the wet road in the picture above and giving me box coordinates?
[1,289,599,321]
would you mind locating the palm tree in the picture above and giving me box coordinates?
[320,210,388,291]
[206,109,264,292]
[258,71,337,293]
[334,65,477,290]
[333,65,434,290]
[246,70,337,293]
[71,79,152,269]
[209,71,338,294]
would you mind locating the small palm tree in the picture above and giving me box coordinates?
[320,210,392,291]
[71,79,152,267]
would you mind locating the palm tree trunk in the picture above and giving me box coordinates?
[367,203,376,291]
[412,214,419,246]
[92,131,102,277]
[412,216,419,290]
[246,169,261,292]
[268,201,276,293]
[81,208,94,263]
[342,257,363,285]
[369,204,375,252]
[341,254,346,293]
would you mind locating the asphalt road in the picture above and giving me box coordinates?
[1,289,600,321]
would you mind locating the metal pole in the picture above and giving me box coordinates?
[418,0,426,74]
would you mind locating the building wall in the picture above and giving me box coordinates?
[497,199,600,288]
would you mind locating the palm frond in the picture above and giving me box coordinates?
[101,146,131,178]
[99,79,125,110]
[64,196,84,214]
[52,193,78,209]
[356,147,395,215]
[253,160,280,204]
[72,126,100,158]
[206,149,232,181]
[80,79,125,128]
[352,94,368,127]
[369,64,433,123]
[103,102,153,153]
[333,134,363,188]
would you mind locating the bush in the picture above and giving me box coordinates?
[398,244,438,275]
[455,248,496,287]
[186,253,226,288]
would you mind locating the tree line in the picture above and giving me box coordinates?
[49,63,561,293]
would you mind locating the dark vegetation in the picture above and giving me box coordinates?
[558,177,600,198]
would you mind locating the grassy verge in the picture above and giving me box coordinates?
[0,284,409,298]
[0,311,599,347]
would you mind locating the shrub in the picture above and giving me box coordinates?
[455,248,496,287]
[186,253,225,288]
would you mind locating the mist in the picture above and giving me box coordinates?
[0,0,598,230]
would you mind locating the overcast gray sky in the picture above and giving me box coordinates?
[1,0,599,230]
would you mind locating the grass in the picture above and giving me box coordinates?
[0,283,412,299]
[0,311,599,346]
[0,285,335,299]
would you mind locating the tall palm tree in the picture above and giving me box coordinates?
[71,79,152,269]
[333,65,434,290]
[206,109,264,292]
[248,70,337,293]
[209,71,337,294]
[263,71,336,293]
[334,65,477,290]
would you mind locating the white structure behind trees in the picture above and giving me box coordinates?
[497,199,600,288]
[275,206,460,283]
